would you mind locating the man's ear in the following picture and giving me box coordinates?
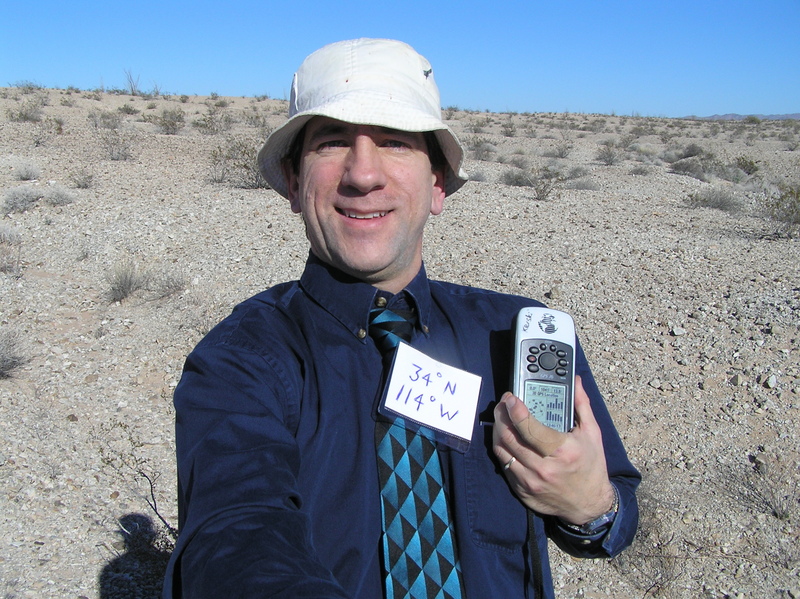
[430,168,446,216]
[282,160,302,214]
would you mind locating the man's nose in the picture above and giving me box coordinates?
[340,136,387,193]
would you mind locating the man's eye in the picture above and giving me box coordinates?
[383,139,410,149]
[317,140,347,150]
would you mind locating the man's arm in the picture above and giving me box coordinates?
[163,343,349,598]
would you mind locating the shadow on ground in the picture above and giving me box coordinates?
[99,513,172,599]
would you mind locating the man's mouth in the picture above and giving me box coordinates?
[338,209,388,219]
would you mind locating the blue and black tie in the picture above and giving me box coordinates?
[370,297,463,599]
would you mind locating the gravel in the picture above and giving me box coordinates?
[1,88,798,598]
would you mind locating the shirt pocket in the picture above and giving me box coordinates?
[463,439,528,552]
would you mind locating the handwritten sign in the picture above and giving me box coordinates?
[380,342,482,448]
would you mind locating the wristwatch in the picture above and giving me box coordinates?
[561,484,620,536]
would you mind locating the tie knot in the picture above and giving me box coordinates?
[369,305,415,355]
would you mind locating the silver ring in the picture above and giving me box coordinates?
[503,456,516,471]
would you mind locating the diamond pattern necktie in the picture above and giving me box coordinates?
[370,299,463,599]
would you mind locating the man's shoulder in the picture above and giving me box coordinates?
[429,279,546,311]
[198,281,304,349]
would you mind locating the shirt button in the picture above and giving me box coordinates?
[357,328,367,339]
[422,325,429,334]
[375,296,387,308]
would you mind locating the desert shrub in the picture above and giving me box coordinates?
[501,120,516,137]
[88,109,123,130]
[500,166,562,201]
[179,94,190,103]
[70,168,93,189]
[7,95,46,122]
[670,157,708,182]
[96,129,135,161]
[596,143,621,166]
[12,80,44,94]
[107,260,150,302]
[685,186,743,213]
[465,136,496,161]
[0,328,26,378]
[468,170,487,182]
[563,166,589,180]
[209,136,268,189]
[566,178,599,191]
[0,225,22,275]
[193,104,235,135]
[3,186,43,213]
[44,186,75,207]
[760,183,800,235]
[735,155,759,175]
[151,108,185,135]
[117,103,139,115]
[14,160,40,181]
[629,165,651,176]
[152,269,187,299]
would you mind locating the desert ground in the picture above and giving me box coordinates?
[0,84,798,598]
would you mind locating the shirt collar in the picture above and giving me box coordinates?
[299,253,432,343]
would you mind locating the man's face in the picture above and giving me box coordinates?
[285,117,446,293]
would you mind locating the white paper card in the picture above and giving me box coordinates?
[381,342,482,445]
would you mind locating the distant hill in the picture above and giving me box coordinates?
[687,113,800,121]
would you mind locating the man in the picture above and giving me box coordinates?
[163,38,639,599]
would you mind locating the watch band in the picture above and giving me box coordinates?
[561,483,620,536]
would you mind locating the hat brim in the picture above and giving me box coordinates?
[257,100,467,198]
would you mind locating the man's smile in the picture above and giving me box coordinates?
[337,209,390,219]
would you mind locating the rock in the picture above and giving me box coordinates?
[730,374,745,386]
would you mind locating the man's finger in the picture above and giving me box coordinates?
[501,392,567,457]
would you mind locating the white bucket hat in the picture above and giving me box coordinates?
[257,38,468,198]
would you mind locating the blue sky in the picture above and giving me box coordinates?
[2,0,798,118]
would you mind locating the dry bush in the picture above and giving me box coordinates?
[106,260,150,302]
[14,160,41,181]
[760,183,800,236]
[149,108,185,135]
[596,141,622,166]
[0,328,26,378]
[6,94,47,122]
[96,129,135,161]
[209,136,268,189]
[3,186,43,213]
[500,166,563,201]
[193,104,235,135]
[0,224,22,275]
[685,186,744,213]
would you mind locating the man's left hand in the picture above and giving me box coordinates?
[492,376,616,526]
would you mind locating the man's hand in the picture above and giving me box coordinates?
[493,376,616,526]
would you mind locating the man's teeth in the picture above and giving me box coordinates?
[344,211,387,219]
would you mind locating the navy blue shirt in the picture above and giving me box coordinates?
[163,254,639,598]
